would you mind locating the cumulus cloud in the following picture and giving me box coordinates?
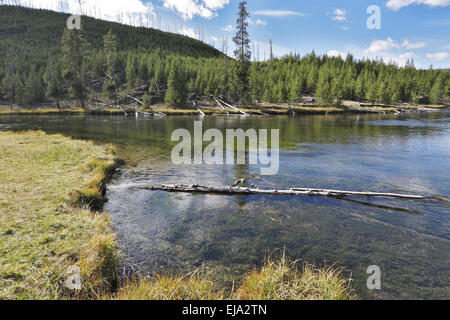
[402,39,427,49]
[179,27,197,39]
[426,52,449,60]
[365,38,400,54]
[15,0,157,26]
[365,38,427,54]
[386,0,450,11]
[253,10,304,18]
[161,0,230,20]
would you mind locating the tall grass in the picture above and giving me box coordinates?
[112,253,353,300]
[235,252,353,300]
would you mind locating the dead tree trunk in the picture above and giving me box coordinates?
[214,97,229,115]
[137,184,437,200]
[218,98,248,115]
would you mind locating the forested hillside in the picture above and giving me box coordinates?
[0,5,449,110]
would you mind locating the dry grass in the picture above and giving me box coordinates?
[112,254,353,300]
[112,272,225,300]
[234,253,353,300]
[0,131,119,299]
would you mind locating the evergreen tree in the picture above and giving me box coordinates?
[430,75,445,104]
[233,0,251,99]
[24,68,45,105]
[165,59,187,107]
[43,58,63,108]
[61,29,88,108]
[315,66,334,106]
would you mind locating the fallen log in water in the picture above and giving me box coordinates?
[137,184,437,200]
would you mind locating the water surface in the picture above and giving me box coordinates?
[1,111,449,299]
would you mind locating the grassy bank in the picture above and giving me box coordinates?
[0,131,353,300]
[0,131,119,299]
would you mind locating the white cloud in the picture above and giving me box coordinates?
[161,0,230,20]
[332,8,347,22]
[248,18,267,26]
[364,37,427,54]
[365,38,400,54]
[402,39,427,49]
[16,0,157,27]
[387,0,450,11]
[426,52,449,60]
[221,24,233,32]
[253,10,304,18]
[327,50,346,58]
[179,27,197,39]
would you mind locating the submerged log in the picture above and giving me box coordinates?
[138,184,434,200]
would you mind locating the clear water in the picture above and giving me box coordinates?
[1,111,449,299]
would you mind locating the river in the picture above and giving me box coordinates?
[1,111,449,299]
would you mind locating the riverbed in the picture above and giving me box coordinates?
[1,111,449,299]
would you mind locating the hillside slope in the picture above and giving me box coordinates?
[0,5,223,62]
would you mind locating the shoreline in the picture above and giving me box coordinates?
[0,103,447,117]
[0,130,353,300]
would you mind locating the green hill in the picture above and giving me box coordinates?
[0,5,222,64]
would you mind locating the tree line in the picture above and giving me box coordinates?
[0,3,449,109]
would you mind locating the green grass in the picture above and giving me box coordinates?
[0,131,119,299]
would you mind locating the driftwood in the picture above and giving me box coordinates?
[137,184,441,201]
[213,97,230,115]
[128,94,144,105]
[218,98,248,116]
[193,101,205,117]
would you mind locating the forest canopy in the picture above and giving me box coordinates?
[0,5,449,109]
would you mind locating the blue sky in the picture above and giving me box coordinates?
[15,0,450,68]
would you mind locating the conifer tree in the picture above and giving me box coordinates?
[315,66,334,106]
[233,0,251,99]
[44,58,63,108]
[430,75,445,104]
[61,28,88,108]
[165,59,187,107]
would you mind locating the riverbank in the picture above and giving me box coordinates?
[1,101,447,117]
[0,131,119,299]
[0,131,353,300]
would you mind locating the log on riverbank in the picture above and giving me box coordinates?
[137,184,442,200]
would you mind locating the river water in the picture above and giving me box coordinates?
[1,111,449,299]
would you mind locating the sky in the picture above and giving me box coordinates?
[7,0,450,68]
